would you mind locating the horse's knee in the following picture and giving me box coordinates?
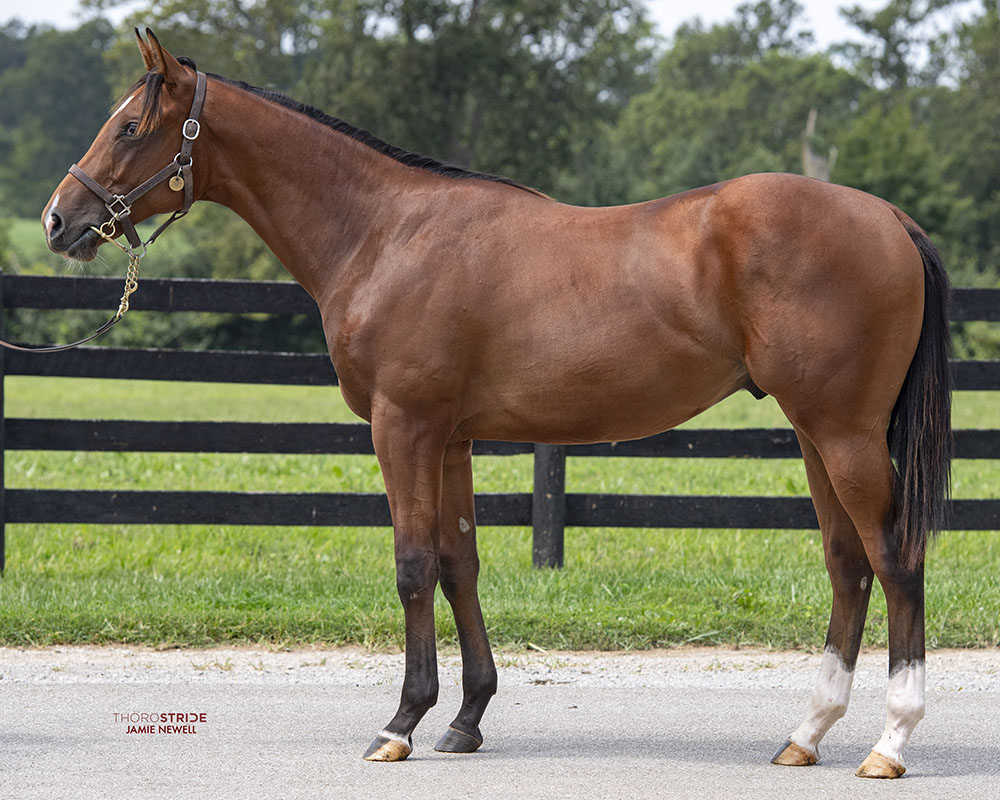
[395,547,439,602]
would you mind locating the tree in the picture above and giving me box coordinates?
[836,0,964,89]
[613,0,863,201]
[924,2,1000,282]
[92,0,333,93]
[95,0,656,196]
[0,19,115,217]
[831,98,956,236]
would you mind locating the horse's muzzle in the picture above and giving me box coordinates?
[47,222,103,262]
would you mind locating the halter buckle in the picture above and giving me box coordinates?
[106,195,132,220]
[183,119,201,140]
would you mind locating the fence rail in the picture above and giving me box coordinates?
[1,274,998,572]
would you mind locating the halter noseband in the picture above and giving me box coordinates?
[69,70,208,251]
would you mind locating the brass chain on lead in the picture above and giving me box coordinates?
[91,219,145,318]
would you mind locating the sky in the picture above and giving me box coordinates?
[0,0,979,51]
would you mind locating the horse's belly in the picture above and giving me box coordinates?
[466,351,744,445]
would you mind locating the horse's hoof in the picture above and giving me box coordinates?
[363,731,412,762]
[433,725,483,753]
[856,750,905,779]
[770,739,818,766]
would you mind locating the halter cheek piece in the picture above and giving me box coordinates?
[0,71,207,353]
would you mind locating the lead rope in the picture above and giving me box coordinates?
[0,220,144,353]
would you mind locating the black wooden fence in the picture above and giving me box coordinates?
[1,273,998,573]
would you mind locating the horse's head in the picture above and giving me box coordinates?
[42,29,205,261]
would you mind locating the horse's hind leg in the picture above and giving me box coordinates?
[773,427,874,767]
[787,419,925,778]
[433,440,498,753]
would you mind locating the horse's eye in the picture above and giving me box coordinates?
[121,121,139,138]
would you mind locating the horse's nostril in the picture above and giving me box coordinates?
[46,211,64,239]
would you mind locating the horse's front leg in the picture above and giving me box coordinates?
[363,408,449,762]
[433,440,497,753]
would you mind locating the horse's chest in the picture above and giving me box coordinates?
[324,321,377,423]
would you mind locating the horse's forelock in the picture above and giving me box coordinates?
[135,72,166,136]
[108,71,165,137]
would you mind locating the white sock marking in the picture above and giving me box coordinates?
[873,661,925,766]
[789,648,855,755]
[378,729,411,746]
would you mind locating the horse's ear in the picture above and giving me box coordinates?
[144,28,187,84]
[135,27,155,71]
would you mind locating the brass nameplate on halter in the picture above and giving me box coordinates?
[169,175,185,191]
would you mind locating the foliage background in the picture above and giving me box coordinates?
[1,0,998,353]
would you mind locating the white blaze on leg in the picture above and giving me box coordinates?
[873,660,925,766]
[789,647,856,756]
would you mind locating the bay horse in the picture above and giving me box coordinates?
[42,30,951,779]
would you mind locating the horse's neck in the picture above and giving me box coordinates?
[201,83,425,303]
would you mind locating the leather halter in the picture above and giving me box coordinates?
[0,71,207,353]
[69,70,208,250]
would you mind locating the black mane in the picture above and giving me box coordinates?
[210,72,543,197]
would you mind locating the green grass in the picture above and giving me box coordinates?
[5,217,54,272]
[1,377,998,650]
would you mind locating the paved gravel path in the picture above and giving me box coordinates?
[1,646,997,798]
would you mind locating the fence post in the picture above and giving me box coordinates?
[0,269,6,575]
[532,443,566,568]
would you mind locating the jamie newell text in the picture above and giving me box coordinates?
[114,712,207,735]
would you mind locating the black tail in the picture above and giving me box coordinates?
[888,217,953,571]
